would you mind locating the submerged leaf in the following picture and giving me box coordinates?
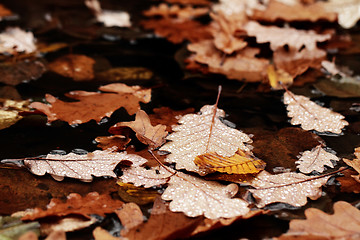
[160,104,252,174]
[283,91,349,134]
[249,171,330,208]
[296,145,339,174]
[194,149,265,174]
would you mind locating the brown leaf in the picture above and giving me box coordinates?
[160,104,253,174]
[149,107,195,132]
[96,67,153,82]
[343,147,360,182]
[119,166,172,188]
[252,0,337,22]
[336,169,360,193]
[117,182,160,205]
[30,83,151,125]
[194,148,266,174]
[164,0,210,5]
[115,202,144,235]
[41,217,96,235]
[18,231,38,240]
[48,54,95,81]
[0,4,13,18]
[278,201,360,239]
[267,65,293,90]
[320,0,360,29]
[0,27,37,54]
[141,18,212,44]
[244,21,331,51]
[249,171,330,208]
[93,227,121,240]
[0,99,30,130]
[284,90,349,134]
[44,231,66,240]
[23,150,147,181]
[0,60,46,86]
[143,3,208,20]
[123,197,203,240]
[22,192,123,221]
[95,135,131,151]
[296,145,339,174]
[273,47,326,78]
[187,40,269,82]
[112,110,168,149]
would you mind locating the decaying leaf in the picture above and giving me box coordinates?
[22,192,123,221]
[296,145,339,174]
[0,99,30,130]
[117,182,160,205]
[0,60,46,86]
[244,21,331,51]
[149,107,195,132]
[119,166,172,188]
[30,83,151,125]
[162,172,249,219]
[112,110,168,149]
[21,150,147,181]
[343,147,360,182]
[0,216,40,240]
[249,171,330,208]
[85,0,131,27]
[283,91,349,134]
[115,202,144,235]
[278,201,360,239]
[160,104,252,174]
[48,54,95,81]
[95,135,131,151]
[0,27,37,54]
[194,148,266,174]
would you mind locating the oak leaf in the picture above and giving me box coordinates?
[278,201,360,239]
[95,135,131,151]
[149,107,195,132]
[283,91,349,134]
[115,202,144,235]
[252,0,337,22]
[41,217,96,235]
[119,166,172,188]
[48,54,95,81]
[244,21,331,51]
[343,147,360,183]
[0,27,36,54]
[336,169,360,193]
[194,148,266,174]
[30,83,151,125]
[296,145,339,174]
[160,104,253,174]
[111,110,168,149]
[22,192,123,221]
[162,172,249,219]
[187,40,269,82]
[22,150,147,181]
[249,171,330,208]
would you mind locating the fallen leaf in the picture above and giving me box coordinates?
[95,135,131,151]
[143,3,208,20]
[0,99,30,130]
[0,4,13,20]
[22,192,123,221]
[149,107,195,132]
[165,0,210,4]
[44,231,66,240]
[41,217,96,235]
[0,216,39,240]
[18,231,38,240]
[119,166,172,188]
[252,0,337,22]
[117,182,160,205]
[123,197,203,240]
[204,172,257,184]
[115,202,144,235]
[273,47,326,78]
[93,227,120,240]
[124,145,167,168]
[321,0,360,29]
[283,90,349,134]
[96,67,153,82]
[141,18,211,44]
[336,169,360,193]
[244,21,331,51]
[249,171,330,208]
[343,147,360,182]
[85,0,131,27]
[296,145,339,174]
[0,27,37,54]
[187,40,269,82]
[194,148,266,174]
[267,65,293,90]
[21,150,147,181]
[111,110,168,149]
[48,54,95,81]
[160,104,253,174]
[30,83,151,125]
[278,201,360,239]
[162,172,249,219]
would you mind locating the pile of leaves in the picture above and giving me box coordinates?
[0,0,360,239]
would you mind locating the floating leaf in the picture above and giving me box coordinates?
[0,27,36,54]
[162,172,249,219]
[296,145,339,174]
[117,182,160,205]
[283,91,349,134]
[22,192,123,221]
[30,83,151,125]
[19,150,147,182]
[160,104,252,174]
[249,171,330,208]
[279,201,360,239]
[194,149,266,174]
[0,99,29,130]
[112,110,168,149]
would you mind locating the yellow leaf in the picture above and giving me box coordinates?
[194,149,266,174]
[117,181,160,205]
[267,65,293,90]
[0,99,29,130]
